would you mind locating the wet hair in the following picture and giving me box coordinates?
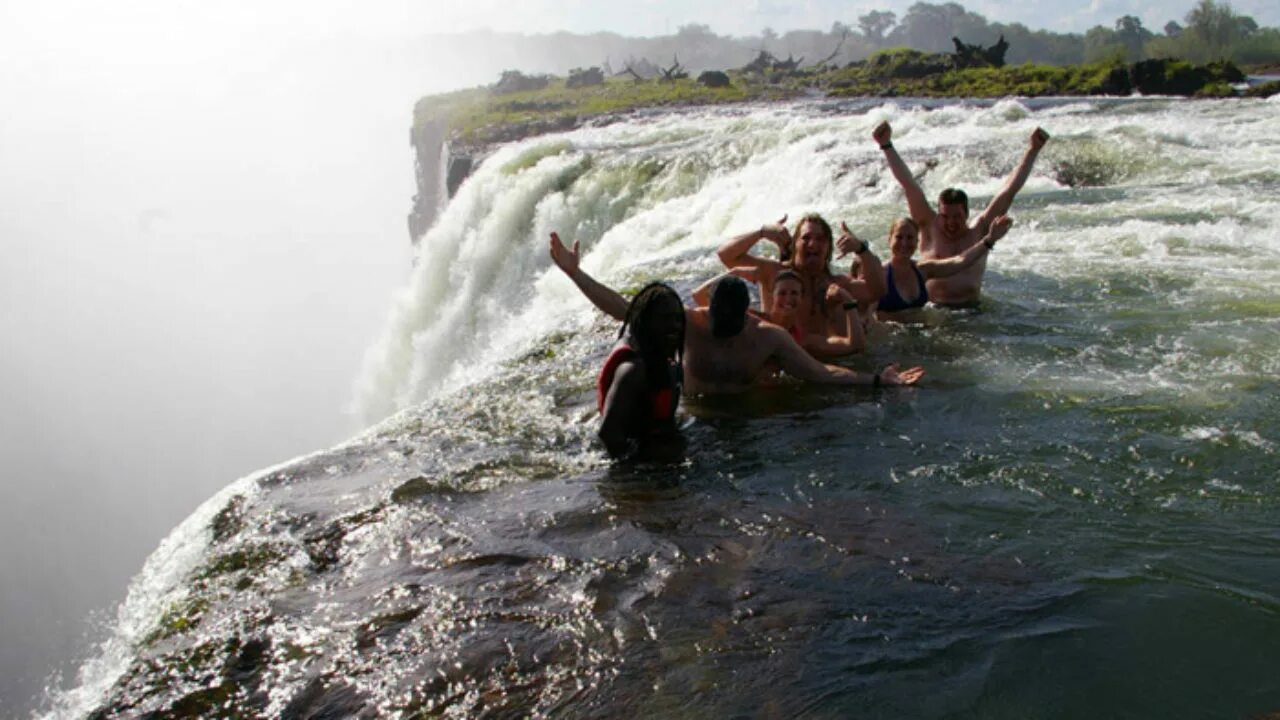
[710,276,750,338]
[780,213,834,270]
[938,188,969,214]
[619,282,684,389]
[890,217,920,251]
[774,269,802,288]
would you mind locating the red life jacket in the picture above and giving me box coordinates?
[596,344,677,425]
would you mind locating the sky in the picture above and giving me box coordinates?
[408,0,1280,36]
[4,0,1279,57]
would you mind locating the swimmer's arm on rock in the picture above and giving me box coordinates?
[917,216,1013,279]
[549,231,628,321]
[717,216,789,274]
[874,122,933,228]
[974,128,1049,234]
[598,359,646,459]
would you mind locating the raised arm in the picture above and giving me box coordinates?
[549,232,628,321]
[973,128,1049,233]
[874,122,933,228]
[835,220,886,302]
[917,216,1013,279]
[717,216,789,275]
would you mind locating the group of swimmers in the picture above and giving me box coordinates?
[549,121,1051,459]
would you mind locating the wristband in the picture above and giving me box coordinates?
[983,238,995,250]
[843,301,858,311]
[856,240,869,254]
[880,142,893,150]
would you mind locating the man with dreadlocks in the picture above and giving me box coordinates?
[550,232,922,458]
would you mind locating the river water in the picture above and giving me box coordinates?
[43,96,1280,718]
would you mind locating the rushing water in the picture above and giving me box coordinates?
[41,97,1280,718]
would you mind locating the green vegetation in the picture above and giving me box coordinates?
[414,51,1261,152]
[825,55,1133,97]
[144,596,211,644]
[417,75,767,148]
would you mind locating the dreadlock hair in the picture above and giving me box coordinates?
[618,282,685,390]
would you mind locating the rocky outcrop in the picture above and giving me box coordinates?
[1129,58,1244,95]
[407,117,449,242]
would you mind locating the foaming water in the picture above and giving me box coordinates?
[50,98,1280,718]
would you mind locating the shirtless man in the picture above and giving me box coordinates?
[874,121,1049,306]
[717,213,886,348]
[550,232,922,393]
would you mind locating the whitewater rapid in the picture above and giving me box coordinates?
[355,96,1280,421]
[40,95,1280,719]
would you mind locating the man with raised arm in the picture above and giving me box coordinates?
[873,121,1049,307]
[716,213,886,351]
[549,232,922,395]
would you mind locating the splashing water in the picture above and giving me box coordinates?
[42,98,1280,719]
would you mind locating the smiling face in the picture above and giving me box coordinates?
[937,188,970,241]
[792,218,832,273]
[888,218,919,258]
[771,274,803,317]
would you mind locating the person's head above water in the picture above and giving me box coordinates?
[888,217,920,258]
[937,188,969,238]
[778,213,834,273]
[620,283,685,382]
[710,275,750,338]
[772,269,803,317]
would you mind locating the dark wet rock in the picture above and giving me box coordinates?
[1129,58,1244,96]
[698,70,731,88]
[210,494,247,544]
[1244,79,1280,98]
[445,152,473,197]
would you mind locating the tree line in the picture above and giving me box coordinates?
[422,0,1278,81]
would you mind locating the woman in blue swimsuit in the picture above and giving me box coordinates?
[875,215,1013,318]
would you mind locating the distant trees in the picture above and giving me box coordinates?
[885,2,993,53]
[427,0,1277,89]
[1143,0,1276,64]
[858,10,897,46]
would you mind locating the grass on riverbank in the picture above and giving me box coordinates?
[414,51,1262,148]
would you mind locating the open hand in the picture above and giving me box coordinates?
[835,221,864,258]
[548,232,580,277]
[879,363,925,386]
[873,121,892,147]
[1030,127,1050,151]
